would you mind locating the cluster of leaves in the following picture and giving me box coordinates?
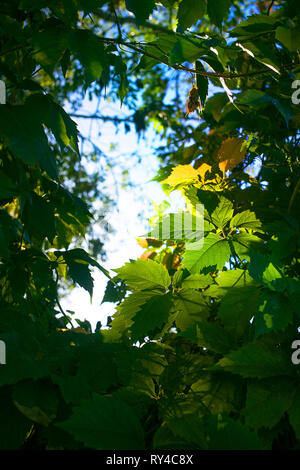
[0,0,300,450]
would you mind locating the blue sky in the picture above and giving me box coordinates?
[61,94,185,329]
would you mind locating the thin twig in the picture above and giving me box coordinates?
[288,177,300,214]
[267,0,275,15]
[97,36,300,78]
[54,269,74,328]
[0,44,23,57]
[110,1,122,38]
[69,112,132,122]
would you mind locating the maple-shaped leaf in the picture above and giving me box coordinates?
[181,273,212,289]
[130,293,172,341]
[114,258,171,291]
[206,413,262,450]
[254,291,294,337]
[163,164,199,188]
[13,379,59,427]
[230,210,262,231]
[209,196,234,229]
[110,290,160,336]
[207,0,232,29]
[191,374,244,416]
[68,29,108,84]
[248,252,283,289]
[184,321,237,354]
[212,338,293,378]
[146,211,204,242]
[58,393,144,450]
[183,234,231,273]
[54,249,110,296]
[0,104,57,178]
[243,377,296,430]
[177,0,206,30]
[125,0,156,24]
[288,393,300,440]
[173,288,210,330]
[0,388,31,450]
[217,137,247,175]
[25,93,79,154]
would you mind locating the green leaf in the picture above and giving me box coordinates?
[186,187,219,215]
[55,248,110,278]
[125,0,156,24]
[31,19,69,75]
[275,26,300,51]
[0,387,31,450]
[184,321,237,354]
[230,210,262,231]
[205,269,260,337]
[237,89,293,126]
[67,261,94,296]
[114,259,171,291]
[147,211,204,242]
[243,378,296,429]
[231,232,263,262]
[173,288,210,330]
[181,273,212,289]
[110,290,162,336]
[102,279,126,304]
[183,234,231,273]
[69,30,108,84]
[12,379,59,426]
[154,421,200,450]
[230,14,279,37]
[177,0,206,30]
[288,393,300,440]
[218,285,260,336]
[206,414,262,450]
[131,293,172,341]
[239,40,280,74]
[191,373,244,415]
[248,253,283,289]
[212,338,293,378]
[0,329,49,387]
[209,196,233,229]
[53,341,120,404]
[0,105,57,178]
[0,171,18,199]
[195,60,209,106]
[23,192,56,243]
[205,268,254,296]
[58,393,145,449]
[254,291,294,337]
[207,0,232,29]
[55,248,110,296]
[169,38,207,65]
[202,92,228,122]
[25,93,79,154]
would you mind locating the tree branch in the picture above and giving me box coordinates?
[110,1,122,38]
[267,0,275,15]
[69,113,132,123]
[97,35,300,78]
[96,10,176,35]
